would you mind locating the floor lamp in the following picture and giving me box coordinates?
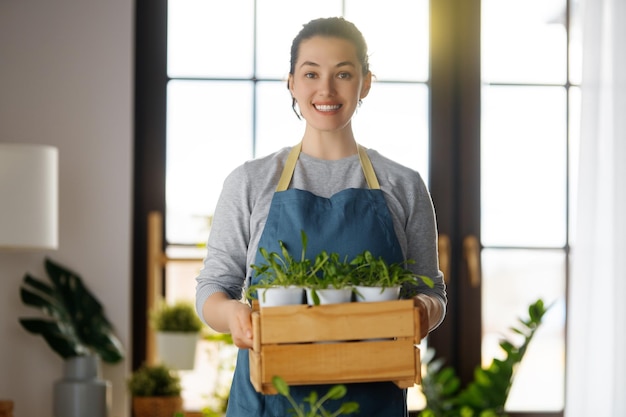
[0,143,58,417]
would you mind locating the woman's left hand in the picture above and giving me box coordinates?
[413,297,430,340]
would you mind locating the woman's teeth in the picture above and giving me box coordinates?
[315,104,341,112]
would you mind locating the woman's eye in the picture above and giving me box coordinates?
[337,72,352,79]
[304,72,316,79]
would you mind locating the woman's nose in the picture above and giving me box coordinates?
[318,76,336,95]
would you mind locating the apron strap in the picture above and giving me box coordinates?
[357,145,380,190]
[276,142,302,192]
[275,142,380,192]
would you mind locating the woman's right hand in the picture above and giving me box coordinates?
[202,292,254,349]
[226,300,254,349]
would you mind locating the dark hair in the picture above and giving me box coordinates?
[288,17,370,118]
[289,17,370,76]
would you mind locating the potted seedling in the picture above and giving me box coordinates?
[248,231,329,307]
[151,300,203,370]
[127,363,183,417]
[349,251,433,302]
[303,251,354,305]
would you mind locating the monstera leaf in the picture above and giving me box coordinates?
[19,257,124,363]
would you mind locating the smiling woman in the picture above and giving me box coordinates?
[194,16,446,417]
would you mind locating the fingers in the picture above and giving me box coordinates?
[414,298,430,340]
[228,302,253,349]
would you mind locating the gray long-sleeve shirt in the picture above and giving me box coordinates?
[195,146,447,328]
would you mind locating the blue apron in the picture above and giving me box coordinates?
[226,143,408,417]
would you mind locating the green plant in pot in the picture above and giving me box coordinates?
[152,300,204,370]
[349,251,434,302]
[128,363,184,417]
[247,231,330,306]
[18,257,125,417]
[303,251,355,305]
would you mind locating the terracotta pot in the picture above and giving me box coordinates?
[132,396,183,417]
[0,400,13,417]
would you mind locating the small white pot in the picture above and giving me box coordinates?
[156,331,198,370]
[257,286,304,307]
[354,285,400,302]
[306,287,353,305]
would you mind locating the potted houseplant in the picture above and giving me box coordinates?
[151,300,203,370]
[303,251,354,305]
[18,258,125,417]
[248,231,329,307]
[127,363,184,417]
[349,251,433,302]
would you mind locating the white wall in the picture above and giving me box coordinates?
[0,1,134,416]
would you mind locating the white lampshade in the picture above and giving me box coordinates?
[0,143,59,250]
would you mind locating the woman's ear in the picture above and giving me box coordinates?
[360,71,372,100]
[288,74,295,96]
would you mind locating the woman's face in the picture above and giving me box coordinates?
[289,36,371,135]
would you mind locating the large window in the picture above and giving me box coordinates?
[165,0,430,245]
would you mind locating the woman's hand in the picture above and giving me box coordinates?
[413,297,431,340]
[226,300,254,349]
[412,294,445,340]
[203,292,253,349]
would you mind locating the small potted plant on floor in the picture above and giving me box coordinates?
[127,363,183,417]
[151,301,203,370]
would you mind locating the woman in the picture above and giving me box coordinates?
[196,16,447,416]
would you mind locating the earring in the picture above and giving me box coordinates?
[358,99,363,107]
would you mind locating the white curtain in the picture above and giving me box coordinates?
[565,0,626,416]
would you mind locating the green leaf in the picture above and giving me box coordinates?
[272,376,290,397]
[325,384,347,400]
[19,318,87,359]
[18,258,125,364]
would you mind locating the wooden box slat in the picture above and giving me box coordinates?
[256,299,415,344]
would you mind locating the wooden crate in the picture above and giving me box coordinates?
[249,299,422,394]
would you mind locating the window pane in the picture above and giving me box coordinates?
[569,87,581,244]
[256,81,305,156]
[481,86,567,247]
[482,0,567,84]
[168,0,255,78]
[482,248,566,412]
[256,0,342,79]
[346,0,429,82]
[166,80,253,244]
[569,0,583,85]
[354,83,430,182]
